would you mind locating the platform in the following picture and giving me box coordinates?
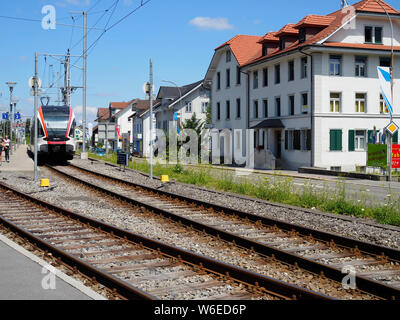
[0,234,105,300]
[0,145,37,172]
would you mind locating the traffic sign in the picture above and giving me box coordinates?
[14,113,21,120]
[386,121,399,136]
[2,113,8,120]
[28,77,42,89]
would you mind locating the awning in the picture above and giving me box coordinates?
[250,119,285,129]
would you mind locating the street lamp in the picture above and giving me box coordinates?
[162,79,182,127]
[6,82,17,155]
[162,80,182,164]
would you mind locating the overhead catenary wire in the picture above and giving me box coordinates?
[30,0,152,107]
[72,0,151,65]
[69,0,119,52]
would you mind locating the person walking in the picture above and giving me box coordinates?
[0,137,3,165]
[3,135,10,163]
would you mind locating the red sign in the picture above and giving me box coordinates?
[392,145,400,169]
[116,125,122,139]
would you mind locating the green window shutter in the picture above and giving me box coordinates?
[394,131,399,144]
[294,130,301,150]
[337,130,342,151]
[307,130,312,151]
[285,131,288,150]
[349,130,355,152]
[330,130,335,151]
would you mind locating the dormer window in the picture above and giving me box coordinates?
[365,26,383,44]
[226,50,231,62]
[262,44,268,56]
[299,28,306,43]
[279,38,285,50]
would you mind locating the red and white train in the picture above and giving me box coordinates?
[28,105,76,161]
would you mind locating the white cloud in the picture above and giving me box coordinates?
[73,105,98,116]
[189,17,234,31]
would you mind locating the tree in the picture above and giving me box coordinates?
[182,113,204,136]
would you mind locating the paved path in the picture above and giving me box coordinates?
[0,235,102,300]
[0,145,37,172]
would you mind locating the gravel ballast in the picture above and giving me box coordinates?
[71,159,400,250]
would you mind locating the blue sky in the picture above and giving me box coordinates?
[0,0,398,126]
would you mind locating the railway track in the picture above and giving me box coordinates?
[47,163,400,300]
[0,181,329,301]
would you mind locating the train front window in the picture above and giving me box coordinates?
[69,119,76,138]
[42,106,70,137]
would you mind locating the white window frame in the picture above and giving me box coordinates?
[365,25,383,44]
[330,92,341,113]
[355,130,367,151]
[301,57,308,79]
[201,102,208,114]
[185,102,192,113]
[355,56,367,77]
[380,94,389,114]
[301,92,309,114]
[288,95,295,116]
[253,70,259,89]
[226,50,231,62]
[355,93,367,113]
[329,55,342,76]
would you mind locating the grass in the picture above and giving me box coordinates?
[88,152,400,227]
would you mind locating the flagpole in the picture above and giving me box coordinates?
[375,0,394,181]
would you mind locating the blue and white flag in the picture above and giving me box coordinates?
[377,66,394,117]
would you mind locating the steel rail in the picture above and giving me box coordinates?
[0,180,329,301]
[59,163,400,300]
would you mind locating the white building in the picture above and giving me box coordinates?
[130,99,159,157]
[155,81,210,134]
[114,104,135,150]
[206,0,400,172]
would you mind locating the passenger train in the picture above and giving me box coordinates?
[28,105,76,161]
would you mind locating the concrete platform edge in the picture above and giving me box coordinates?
[0,233,107,300]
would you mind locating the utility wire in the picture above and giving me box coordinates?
[69,0,119,52]
[73,0,151,64]
[88,0,103,13]
[37,0,151,104]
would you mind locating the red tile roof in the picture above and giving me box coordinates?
[275,24,299,37]
[355,0,399,14]
[216,35,263,66]
[244,0,399,67]
[258,32,279,43]
[323,42,400,50]
[109,101,131,109]
[293,15,335,29]
[96,108,110,122]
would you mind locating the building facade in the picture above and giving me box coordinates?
[206,0,400,171]
[155,81,210,134]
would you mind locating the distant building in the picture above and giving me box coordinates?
[155,80,210,134]
[130,99,160,157]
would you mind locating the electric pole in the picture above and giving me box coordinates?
[150,58,153,180]
[82,11,88,159]
[6,82,16,155]
[34,52,39,181]
[63,50,71,106]
[70,10,88,159]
